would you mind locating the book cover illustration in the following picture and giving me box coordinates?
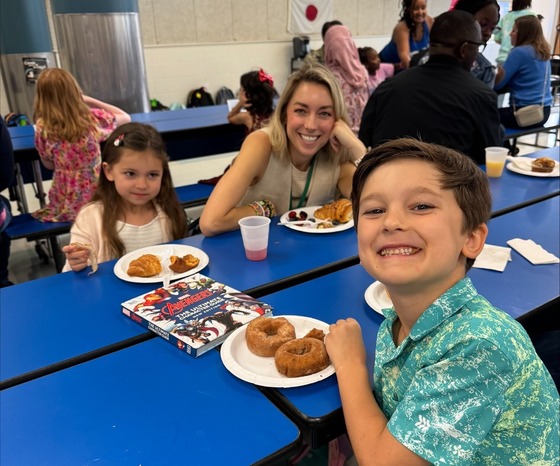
[122,273,273,357]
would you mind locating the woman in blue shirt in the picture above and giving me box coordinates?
[495,15,552,129]
[379,0,433,69]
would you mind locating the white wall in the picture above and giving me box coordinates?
[1,0,556,117]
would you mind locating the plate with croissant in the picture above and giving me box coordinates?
[113,244,209,283]
[279,199,354,234]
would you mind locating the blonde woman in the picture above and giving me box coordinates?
[200,62,366,237]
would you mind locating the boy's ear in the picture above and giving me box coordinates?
[462,223,488,260]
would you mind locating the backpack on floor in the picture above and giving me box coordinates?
[186,87,214,108]
[215,86,235,105]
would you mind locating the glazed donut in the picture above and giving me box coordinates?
[246,316,296,357]
[275,337,330,377]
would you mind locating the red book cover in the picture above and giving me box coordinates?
[121,273,273,357]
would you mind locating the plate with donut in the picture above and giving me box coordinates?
[364,281,393,315]
[279,200,354,234]
[220,315,335,388]
[113,244,209,283]
[506,156,559,177]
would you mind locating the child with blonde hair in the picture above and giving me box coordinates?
[32,68,130,222]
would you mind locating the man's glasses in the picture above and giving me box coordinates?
[464,40,487,54]
[433,41,487,54]
[479,22,501,34]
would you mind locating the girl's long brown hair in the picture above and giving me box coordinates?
[514,15,551,60]
[91,123,188,259]
[33,68,97,142]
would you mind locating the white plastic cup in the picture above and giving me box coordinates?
[238,216,271,261]
[485,146,508,178]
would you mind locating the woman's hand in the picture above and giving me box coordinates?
[62,244,90,272]
[330,120,367,160]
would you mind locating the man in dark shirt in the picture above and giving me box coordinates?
[358,10,502,165]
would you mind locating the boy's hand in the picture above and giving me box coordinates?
[325,318,367,372]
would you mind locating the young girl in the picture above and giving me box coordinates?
[327,138,559,465]
[32,68,130,223]
[199,69,279,186]
[227,69,278,134]
[200,62,366,237]
[379,0,434,69]
[62,123,188,272]
[358,47,398,94]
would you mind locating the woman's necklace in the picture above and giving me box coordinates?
[289,155,317,210]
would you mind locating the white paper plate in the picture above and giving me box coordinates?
[113,244,209,283]
[506,158,559,177]
[364,281,393,315]
[279,206,354,234]
[220,315,335,388]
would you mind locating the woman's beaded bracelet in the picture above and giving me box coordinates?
[248,199,277,218]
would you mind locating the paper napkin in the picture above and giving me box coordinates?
[473,244,512,272]
[506,156,533,171]
[507,238,560,265]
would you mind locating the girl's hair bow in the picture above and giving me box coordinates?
[258,69,274,87]
[113,133,125,146]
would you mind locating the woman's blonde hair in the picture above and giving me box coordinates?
[514,15,550,60]
[268,61,353,163]
[33,68,97,142]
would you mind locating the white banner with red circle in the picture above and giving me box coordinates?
[288,0,333,34]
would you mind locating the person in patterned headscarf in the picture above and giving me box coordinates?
[324,24,370,134]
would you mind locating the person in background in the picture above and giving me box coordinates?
[452,0,500,87]
[199,62,366,237]
[379,0,434,70]
[495,15,552,130]
[305,20,343,65]
[31,68,130,223]
[359,10,502,165]
[494,0,536,66]
[358,47,399,94]
[0,118,15,287]
[62,123,188,272]
[324,24,370,134]
[227,69,278,134]
[327,138,559,466]
[200,69,279,187]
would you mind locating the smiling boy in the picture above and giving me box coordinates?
[325,138,559,465]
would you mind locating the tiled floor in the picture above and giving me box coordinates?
[3,131,558,286]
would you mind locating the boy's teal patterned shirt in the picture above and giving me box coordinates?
[374,277,559,465]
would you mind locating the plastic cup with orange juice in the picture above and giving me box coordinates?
[485,147,508,177]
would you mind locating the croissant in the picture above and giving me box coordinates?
[314,199,353,223]
[169,254,200,273]
[127,254,162,277]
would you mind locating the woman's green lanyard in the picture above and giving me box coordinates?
[289,155,317,210]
